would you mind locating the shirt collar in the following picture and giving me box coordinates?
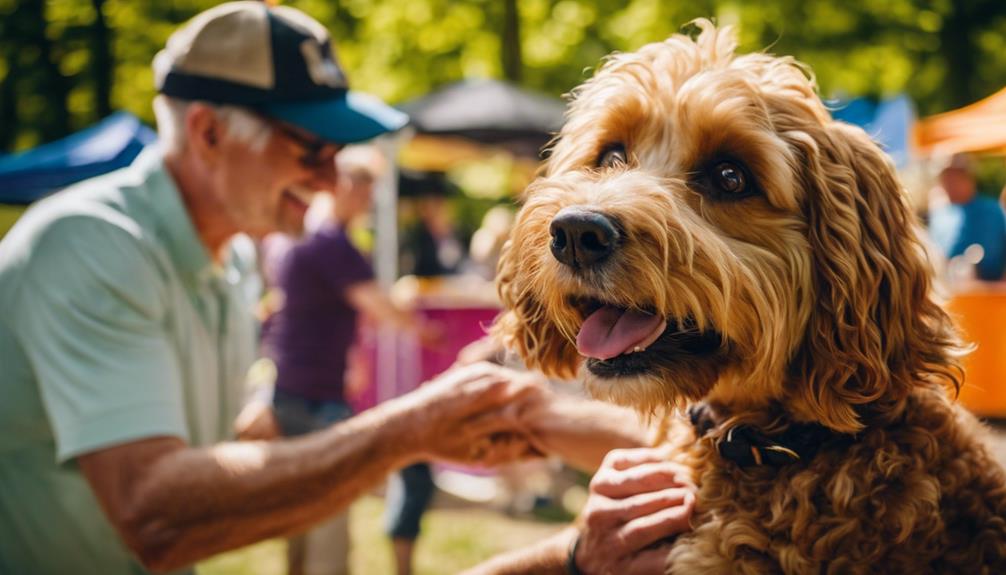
[132,146,215,285]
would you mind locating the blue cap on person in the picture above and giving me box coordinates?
[153,1,408,144]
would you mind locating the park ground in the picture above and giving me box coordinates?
[197,493,565,575]
[199,423,1006,575]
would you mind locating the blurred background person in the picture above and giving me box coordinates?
[928,152,1006,282]
[466,205,515,282]
[389,171,468,575]
[253,146,438,575]
[399,173,467,278]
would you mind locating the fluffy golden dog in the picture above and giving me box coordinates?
[494,21,1006,574]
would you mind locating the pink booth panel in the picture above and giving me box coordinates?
[347,305,501,413]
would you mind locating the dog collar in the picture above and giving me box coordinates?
[688,403,846,467]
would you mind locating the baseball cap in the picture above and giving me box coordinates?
[153,1,408,144]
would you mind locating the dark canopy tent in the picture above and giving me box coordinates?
[369,79,569,289]
[398,78,566,160]
[397,168,460,198]
[0,112,156,205]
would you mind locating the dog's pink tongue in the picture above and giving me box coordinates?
[576,306,664,360]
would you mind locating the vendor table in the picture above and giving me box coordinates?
[948,283,1006,419]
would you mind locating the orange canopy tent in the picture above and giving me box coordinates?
[913,87,1006,418]
[913,87,1006,156]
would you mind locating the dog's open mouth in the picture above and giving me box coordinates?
[569,296,723,377]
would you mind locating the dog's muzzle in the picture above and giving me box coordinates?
[549,208,619,269]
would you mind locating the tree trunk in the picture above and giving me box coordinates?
[19,0,71,142]
[939,3,978,109]
[502,0,522,84]
[0,43,17,151]
[91,0,113,120]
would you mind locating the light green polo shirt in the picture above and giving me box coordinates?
[0,148,258,574]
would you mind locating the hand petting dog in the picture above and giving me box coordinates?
[571,446,696,575]
[405,362,547,466]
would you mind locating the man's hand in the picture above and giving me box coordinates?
[573,446,696,575]
[233,399,280,441]
[405,362,547,466]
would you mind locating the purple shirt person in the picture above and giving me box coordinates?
[265,222,373,403]
[257,219,374,575]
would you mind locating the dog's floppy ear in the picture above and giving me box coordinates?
[789,122,962,433]
[493,237,582,379]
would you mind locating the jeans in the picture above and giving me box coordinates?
[384,462,436,540]
[272,389,354,575]
[272,389,354,436]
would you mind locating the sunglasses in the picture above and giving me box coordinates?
[268,120,341,169]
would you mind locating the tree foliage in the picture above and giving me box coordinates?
[1,0,1004,152]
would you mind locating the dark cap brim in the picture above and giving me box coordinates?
[261,91,409,145]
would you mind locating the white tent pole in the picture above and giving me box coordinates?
[375,131,408,288]
[373,130,410,403]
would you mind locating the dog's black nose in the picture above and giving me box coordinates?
[549,208,618,269]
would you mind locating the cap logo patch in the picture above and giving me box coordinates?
[300,40,347,89]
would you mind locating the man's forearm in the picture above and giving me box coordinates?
[81,362,537,571]
[117,399,420,570]
[462,527,574,575]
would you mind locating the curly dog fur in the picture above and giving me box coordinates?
[494,21,1006,574]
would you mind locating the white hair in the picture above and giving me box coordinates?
[153,95,272,154]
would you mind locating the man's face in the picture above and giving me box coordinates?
[214,118,342,237]
[341,171,375,219]
[940,167,977,205]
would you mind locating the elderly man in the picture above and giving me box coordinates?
[0,3,546,574]
[0,4,696,574]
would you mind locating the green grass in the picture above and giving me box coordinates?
[197,496,565,575]
[0,205,25,240]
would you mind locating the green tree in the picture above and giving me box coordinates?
[2,0,1006,152]
[1,0,72,148]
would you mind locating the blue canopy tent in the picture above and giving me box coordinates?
[829,95,915,168]
[0,111,156,205]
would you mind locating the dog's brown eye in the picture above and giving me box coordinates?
[693,158,758,201]
[714,162,746,194]
[597,144,627,169]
